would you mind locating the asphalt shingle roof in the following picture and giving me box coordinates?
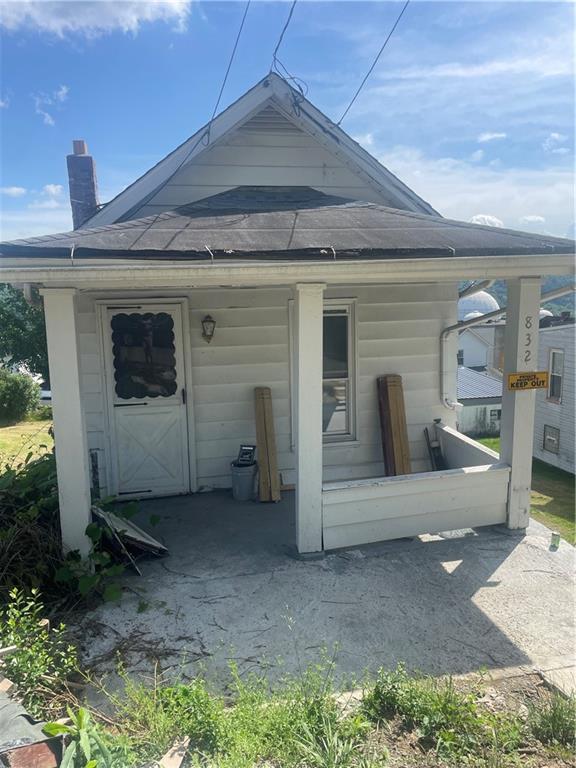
[1,187,574,262]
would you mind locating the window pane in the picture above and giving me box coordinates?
[551,351,564,376]
[550,374,562,400]
[111,312,177,399]
[323,314,348,378]
[323,380,348,434]
[543,425,560,454]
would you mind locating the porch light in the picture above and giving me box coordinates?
[201,315,216,343]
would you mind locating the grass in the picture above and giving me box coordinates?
[0,419,53,465]
[478,437,575,544]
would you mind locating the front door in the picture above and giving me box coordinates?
[105,304,190,498]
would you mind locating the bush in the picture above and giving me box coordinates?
[0,452,63,600]
[0,367,40,424]
[0,588,77,719]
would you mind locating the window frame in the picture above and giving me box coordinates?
[547,348,564,403]
[288,297,358,448]
[543,424,560,454]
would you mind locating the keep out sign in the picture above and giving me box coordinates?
[507,371,549,390]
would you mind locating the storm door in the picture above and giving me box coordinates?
[105,304,190,497]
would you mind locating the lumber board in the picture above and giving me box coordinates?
[254,387,280,501]
[377,375,411,476]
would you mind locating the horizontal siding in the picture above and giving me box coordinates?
[533,326,575,473]
[76,282,458,493]
[322,466,510,549]
[133,107,393,217]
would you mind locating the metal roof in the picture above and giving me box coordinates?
[1,186,574,262]
[457,366,503,401]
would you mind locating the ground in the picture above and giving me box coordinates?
[479,437,575,544]
[0,419,53,464]
[68,492,574,703]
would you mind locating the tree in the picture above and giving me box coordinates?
[0,284,49,385]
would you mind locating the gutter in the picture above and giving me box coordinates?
[458,279,494,299]
[440,285,575,410]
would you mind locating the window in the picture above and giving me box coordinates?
[489,409,501,424]
[548,349,564,402]
[543,425,560,454]
[322,303,356,441]
[457,349,464,365]
[111,312,177,399]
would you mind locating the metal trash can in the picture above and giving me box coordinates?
[231,461,257,501]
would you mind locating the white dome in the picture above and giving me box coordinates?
[539,309,553,319]
[458,290,500,321]
[463,311,484,321]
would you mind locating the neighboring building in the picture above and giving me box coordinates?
[457,366,502,437]
[533,321,575,474]
[0,74,573,556]
[457,291,505,370]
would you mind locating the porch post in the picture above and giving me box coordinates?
[41,288,92,555]
[500,277,541,530]
[294,283,325,553]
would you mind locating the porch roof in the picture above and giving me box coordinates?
[1,186,573,263]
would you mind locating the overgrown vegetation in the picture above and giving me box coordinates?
[0,365,40,424]
[0,588,77,719]
[0,283,49,384]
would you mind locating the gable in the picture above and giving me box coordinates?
[84,74,438,227]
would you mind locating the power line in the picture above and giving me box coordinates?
[270,0,298,74]
[337,0,410,125]
[211,0,252,124]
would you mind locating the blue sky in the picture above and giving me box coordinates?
[0,0,573,240]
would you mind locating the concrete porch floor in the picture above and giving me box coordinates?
[75,490,575,689]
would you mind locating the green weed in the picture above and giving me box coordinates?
[528,692,576,748]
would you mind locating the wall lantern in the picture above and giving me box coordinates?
[201,315,216,343]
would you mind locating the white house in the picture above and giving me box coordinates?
[456,366,502,437]
[457,291,505,370]
[1,74,574,556]
[533,321,575,474]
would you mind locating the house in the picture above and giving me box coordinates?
[456,366,502,437]
[0,74,574,556]
[533,319,575,474]
[457,291,505,370]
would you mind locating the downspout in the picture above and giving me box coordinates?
[440,284,575,410]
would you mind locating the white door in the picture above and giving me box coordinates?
[105,304,190,498]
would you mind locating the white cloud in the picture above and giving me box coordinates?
[470,149,484,162]
[0,208,72,241]
[542,132,568,152]
[353,132,374,148]
[520,215,546,224]
[376,145,574,237]
[1,186,27,197]
[42,183,63,197]
[0,1,192,38]
[470,214,504,228]
[0,97,8,108]
[477,132,507,143]
[32,85,69,126]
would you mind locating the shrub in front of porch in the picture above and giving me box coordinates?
[0,366,40,425]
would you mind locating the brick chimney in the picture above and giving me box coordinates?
[66,139,99,229]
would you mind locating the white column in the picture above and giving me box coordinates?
[294,283,325,553]
[500,277,541,530]
[41,288,92,555]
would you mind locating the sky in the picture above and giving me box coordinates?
[0,0,574,241]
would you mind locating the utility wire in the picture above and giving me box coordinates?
[131,0,252,215]
[337,0,410,125]
[270,0,298,74]
[211,0,251,123]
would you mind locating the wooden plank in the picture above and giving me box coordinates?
[262,388,281,502]
[377,375,411,476]
[1,740,61,768]
[254,387,272,502]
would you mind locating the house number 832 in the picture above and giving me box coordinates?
[524,315,533,363]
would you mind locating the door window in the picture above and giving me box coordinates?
[111,312,177,399]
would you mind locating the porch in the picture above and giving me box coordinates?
[74,490,575,686]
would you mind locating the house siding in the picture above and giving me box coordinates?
[533,324,575,474]
[76,282,458,495]
[131,107,394,218]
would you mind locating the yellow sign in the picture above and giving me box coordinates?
[507,371,549,390]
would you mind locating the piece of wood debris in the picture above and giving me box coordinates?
[158,736,190,768]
